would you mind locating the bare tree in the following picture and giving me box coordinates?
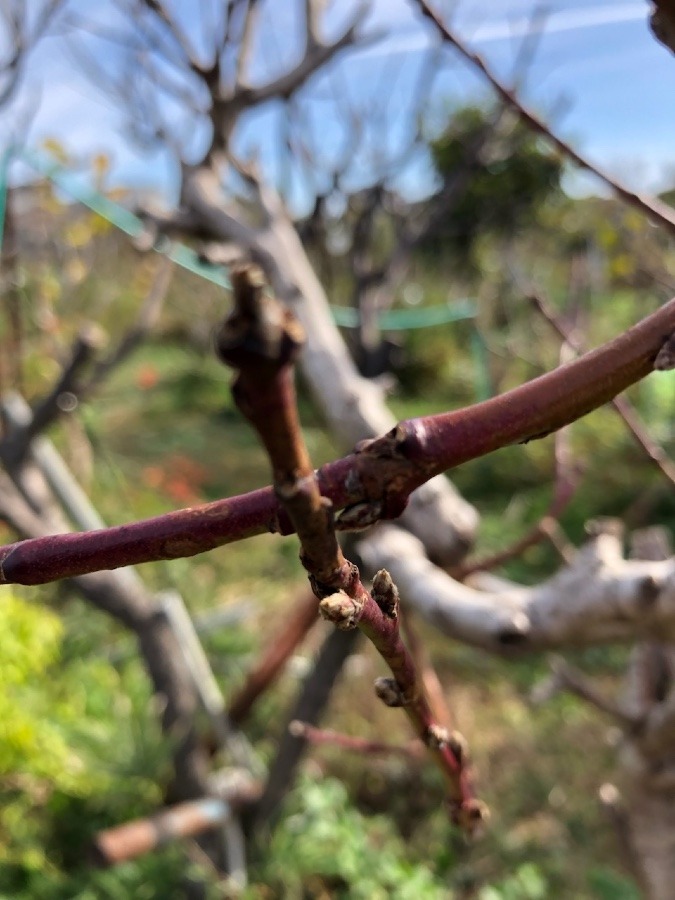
[1,1,675,895]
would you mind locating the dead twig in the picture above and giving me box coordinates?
[288,720,422,758]
[533,654,642,731]
[530,292,675,485]
[454,427,579,579]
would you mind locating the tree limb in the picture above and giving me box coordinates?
[219,264,482,830]
[357,524,675,651]
[1,296,672,585]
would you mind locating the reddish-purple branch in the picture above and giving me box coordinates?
[0,297,673,586]
[217,264,483,830]
[530,292,675,485]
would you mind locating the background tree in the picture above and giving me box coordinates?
[424,104,564,268]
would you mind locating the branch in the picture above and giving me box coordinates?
[650,1,675,54]
[85,255,174,392]
[414,0,675,237]
[92,772,260,866]
[530,292,675,485]
[0,0,63,105]
[252,627,360,827]
[532,655,642,730]
[180,159,479,566]
[207,2,372,152]
[0,297,673,586]
[1,325,106,465]
[216,264,483,831]
[228,588,318,725]
[139,0,204,75]
[233,0,259,90]
[357,524,675,651]
[234,2,368,103]
[453,427,579,579]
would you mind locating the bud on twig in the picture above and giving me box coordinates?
[374,676,406,708]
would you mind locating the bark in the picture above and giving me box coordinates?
[3,295,672,585]
[357,525,675,650]
[220,263,480,829]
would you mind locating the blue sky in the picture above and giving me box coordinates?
[7,0,675,205]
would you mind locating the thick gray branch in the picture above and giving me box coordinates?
[358,525,675,650]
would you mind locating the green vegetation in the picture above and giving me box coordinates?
[0,177,673,897]
[425,105,564,268]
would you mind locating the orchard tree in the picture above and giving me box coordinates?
[1,1,675,896]
[424,104,564,266]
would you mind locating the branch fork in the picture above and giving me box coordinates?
[217,263,484,832]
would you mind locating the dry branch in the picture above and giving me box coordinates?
[92,770,260,867]
[0,0,63,105]
[0,297,673,585]
[288,720,422,758]
[253,627,361,828]
[2,326,106,465]
[228,589,319,726]
[650,1,675,54]
[453,427,579,579]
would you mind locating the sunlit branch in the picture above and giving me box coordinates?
[0,297,673,586]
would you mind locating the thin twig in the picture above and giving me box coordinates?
[288,720,422,758]
[535,655,642,731]
[85,255,174,392]
[401,610,454,729]
[252,627,361,828]
[597,783,650,895]
[1,325,106,466]
[414,0,675,237]
[216,264,484,831]
[530,292,675,485]
[453,428,579,579]
[228,589,319,725]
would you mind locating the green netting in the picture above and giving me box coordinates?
[331,300,475,330]
[2,148,490,398]
[0,148,11,252]
[18,149,232,288]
